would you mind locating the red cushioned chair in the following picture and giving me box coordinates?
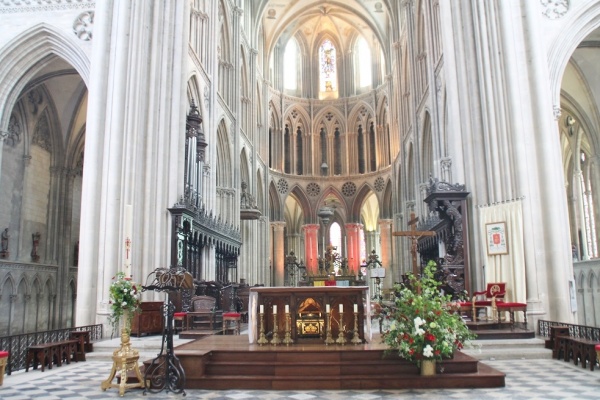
[173,312,188,333]
[458,283,506,322]
[0,350,9,386]
[222,312,241,335]
[596,344,600,365]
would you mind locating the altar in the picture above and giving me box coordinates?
[248,286,371,344]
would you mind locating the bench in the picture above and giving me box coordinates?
[26,339,80,372]
[571,338,598,371]
[553,334,599,371]
[69,330,92,361]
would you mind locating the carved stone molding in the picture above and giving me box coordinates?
[541,0,569,20]
[73,10,94,40]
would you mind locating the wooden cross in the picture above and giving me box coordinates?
[392,212,436,276]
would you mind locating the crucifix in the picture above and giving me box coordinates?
[392,212,436,277]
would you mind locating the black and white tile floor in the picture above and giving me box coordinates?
[0,358,598,400]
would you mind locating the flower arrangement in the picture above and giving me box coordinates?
[379,260,476,367]
[107,271,141,333]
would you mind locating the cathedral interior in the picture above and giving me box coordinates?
[0,0,599,336]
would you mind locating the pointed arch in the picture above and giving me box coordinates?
[269,180,283,221]
[0,23,90,130]
[421,111,433,182]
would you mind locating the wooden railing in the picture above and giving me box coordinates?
[537,319,600,341]
[0,324,102,375]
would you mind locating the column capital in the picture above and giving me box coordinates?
[271,221,286,231]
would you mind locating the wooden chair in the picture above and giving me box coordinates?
[188,295,221,330]
[0,350,8,386]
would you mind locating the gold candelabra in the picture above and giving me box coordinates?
[336,311,347,345]
[257,311,269,345]
[351,311,362,345]
[282,311,293,345]
[324,310,335,345]
[270,313,281,345]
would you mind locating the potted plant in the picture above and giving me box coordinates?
[107,271,141,334]
[379,260,476,375]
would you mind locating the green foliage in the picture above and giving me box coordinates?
[107,271,141,334]
[379,260,476,366]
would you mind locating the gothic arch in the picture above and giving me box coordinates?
[350,184,378,222]
[381,179,394,219]
[269,180,283,221]
[0,23,89,131]
[421,111,433,182]
[287,185,312,224]
[216,119,232,188]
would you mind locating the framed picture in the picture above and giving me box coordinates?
[486,221,508,255]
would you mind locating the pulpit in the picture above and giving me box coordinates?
[248,286,371,344]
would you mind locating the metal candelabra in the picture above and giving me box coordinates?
[324,311,335,345]
[336,311,347,345]
[351,311,362,345]
[257,311,269,345]
[282,311,293,345]
[271,313,281,345]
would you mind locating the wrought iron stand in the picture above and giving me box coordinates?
[142,268,194,396]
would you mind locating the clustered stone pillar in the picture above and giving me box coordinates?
[303,224,320,275]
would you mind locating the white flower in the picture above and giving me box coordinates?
[121,301,127,307]
[414,327,425,336]
[429,322,437,329]
[423,344,434,358]
[414,317,425,327]
[390,320,397,330]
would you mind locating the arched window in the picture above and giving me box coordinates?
[357,36,372,88]
[319,39,337,93]
[284,38,299,91]
[329,222,342,274]
[580,151,598,257]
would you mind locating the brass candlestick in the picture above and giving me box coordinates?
[336,311,347,345]
[324,311,335,345]
[257,311,269,345]
[282,311,293,345]
[271,313,281,345]
[351,312,362,345]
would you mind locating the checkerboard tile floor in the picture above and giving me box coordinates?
[0,358,598,399]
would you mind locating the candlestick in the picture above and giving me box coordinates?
[260,304,264,314]
[282,310,293,345]
[257,311,268,345]
[336,311,347,345]
[324,308,335,345]
[271,312,281,346]
[351,311,362,345]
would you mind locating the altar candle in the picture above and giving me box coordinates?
[354,304,358,313]
[260,304,264,314]
[273,305,277,314]
[124,204,132,278]
[339,304,343,313]
[285,304,290,314]
[326,304,330,313]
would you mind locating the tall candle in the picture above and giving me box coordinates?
[339,304,343,313]
[285,304,290,314]
[260,304,264,313]
[326,304,330,313]
[354,304,358,313]
[124,204,132,278]
[273,305,277,314]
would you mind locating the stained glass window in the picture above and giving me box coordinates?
[319,39,337,92]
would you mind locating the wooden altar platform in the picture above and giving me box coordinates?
[174,333,505,390]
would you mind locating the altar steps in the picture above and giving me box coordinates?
[176,335,505,390]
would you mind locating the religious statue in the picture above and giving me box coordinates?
[0,228,9,258]
[31,231,41,262]
[1,228,8,251]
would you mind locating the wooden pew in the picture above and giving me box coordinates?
[25,339,79,372]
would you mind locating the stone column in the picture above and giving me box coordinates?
[379,219,393,290]
[345,223,362,274]
[272,222,286,287]
[303,224,320,275]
